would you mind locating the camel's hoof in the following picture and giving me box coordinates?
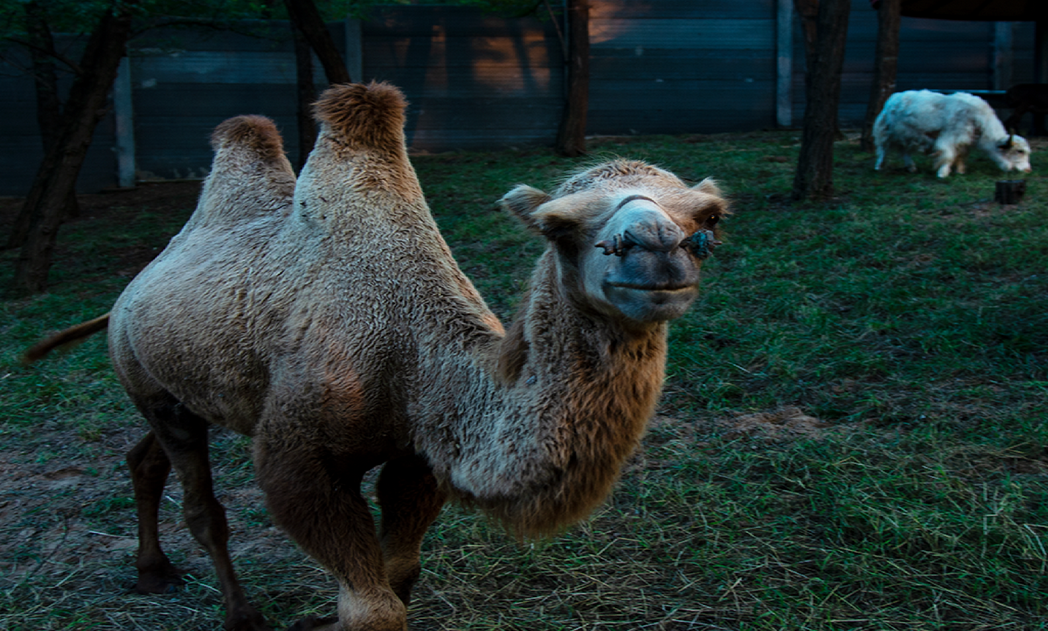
[286,615,339,631]
[133,569,184,594]
[225,609,273,631]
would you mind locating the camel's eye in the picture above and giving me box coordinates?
[704,215,720,229]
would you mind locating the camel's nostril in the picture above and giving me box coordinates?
[681,229,721,259]
[596,234,631,256]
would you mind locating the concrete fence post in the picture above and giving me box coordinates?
[113,56,136,188]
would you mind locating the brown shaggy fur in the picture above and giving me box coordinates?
[25,81,728,631]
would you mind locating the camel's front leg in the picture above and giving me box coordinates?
[255,434,406,631]
[377,454,447,605]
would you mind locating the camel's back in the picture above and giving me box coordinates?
[109,84,501,439]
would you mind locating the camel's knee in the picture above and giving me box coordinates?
[183,497,231,549]
[128,432,171,493]
[127,431,157,469]
[375,456,444,604]
[384,557,422,605]
[337,586,408,631]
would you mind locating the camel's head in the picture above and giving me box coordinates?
[500,160,728,325]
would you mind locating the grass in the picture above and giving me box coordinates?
[1,130,1047,630]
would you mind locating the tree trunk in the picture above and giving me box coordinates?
[293,27,318,170]
[860,0,900,152]
[12,0,137,295]
[555,0,589,157]
[793,0,819,84]
[5,1,79,250]
[282,0,351,84]
[791,0,850,201]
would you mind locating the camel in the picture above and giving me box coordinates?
[25,81,729,631]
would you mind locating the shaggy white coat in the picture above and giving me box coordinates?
[873,90,1032,178]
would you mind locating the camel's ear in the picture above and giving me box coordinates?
[500,185,578,240]
[692,177,722,197]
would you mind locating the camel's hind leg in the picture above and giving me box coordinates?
[376,454,447,605]
[127,431,183,594]
[139,397,270,631]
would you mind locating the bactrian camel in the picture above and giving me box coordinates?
[25,82,729,631]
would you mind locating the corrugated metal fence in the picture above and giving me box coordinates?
[0,0,1037,195]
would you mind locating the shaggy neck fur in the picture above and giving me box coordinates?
[410,251,667,536]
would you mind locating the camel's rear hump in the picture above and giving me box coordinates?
[184,115,296,231]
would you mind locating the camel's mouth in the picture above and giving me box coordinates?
[603,283,700,322]
[606,282,696,292]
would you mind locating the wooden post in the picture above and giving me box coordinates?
[113,56,136,188]
[776,0,793,128]
[994,180,1026,205]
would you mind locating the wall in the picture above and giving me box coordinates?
[0,0,1037,196]
[363,6,564,149]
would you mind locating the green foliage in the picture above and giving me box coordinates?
[413,0,543,18]
[0,0,396,47]
[0,0,262,39]
[1,131,1047,629]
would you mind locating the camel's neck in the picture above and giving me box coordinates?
[412,251,668,536]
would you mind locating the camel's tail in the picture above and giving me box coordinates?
[22,313,111,364]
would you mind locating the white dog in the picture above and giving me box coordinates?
[874,90,1032,178]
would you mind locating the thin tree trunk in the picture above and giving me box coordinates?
[25,2,62,154]
[791,0,850,201]
[556,0,589,157]
[6,1,78,250]
[13,0,137,294]
[293,28,318,170]
[282,0,351,84]
[860,0,900,152]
